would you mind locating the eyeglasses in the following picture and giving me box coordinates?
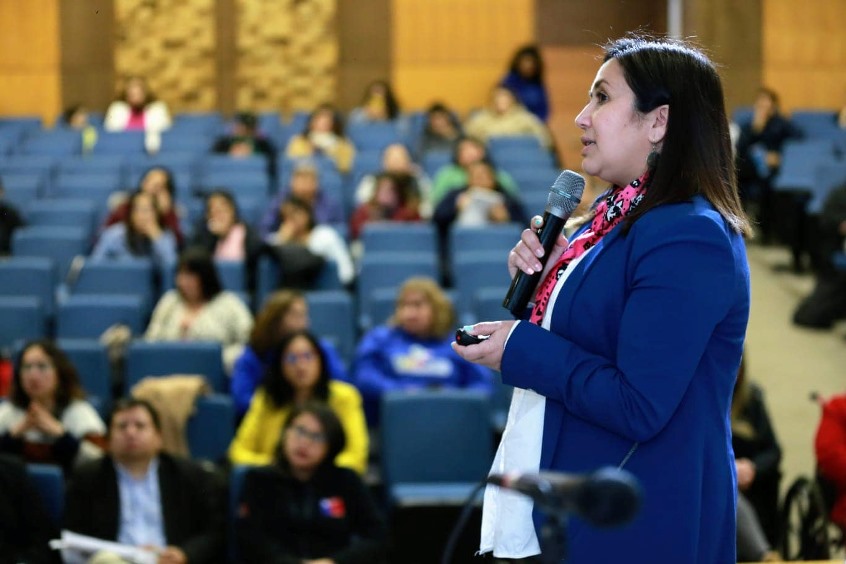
[288,424,327,444]
[283,351,316,365]
[21,362,53,373]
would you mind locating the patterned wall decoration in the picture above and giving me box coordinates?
[235,0,338,112]
[113,0,217,111]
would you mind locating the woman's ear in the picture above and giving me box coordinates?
[650,104,669,144]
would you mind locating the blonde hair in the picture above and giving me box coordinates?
[390,277,455,339]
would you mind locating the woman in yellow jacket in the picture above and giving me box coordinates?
[228,330,369,474]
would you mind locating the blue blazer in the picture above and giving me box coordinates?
[501,196,750,563]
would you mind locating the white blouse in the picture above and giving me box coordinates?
[480,248,594,559]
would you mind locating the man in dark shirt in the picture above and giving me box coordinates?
[212,111,278,182]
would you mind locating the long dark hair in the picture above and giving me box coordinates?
[125,191,163,256]
[508,45,544,83]
[304,104,346,137]
[12,340,86,410]
[276,401,346,471]
[177,247,222,301]
[604,35,752,237]
[261,330,330,408]
[361,80,401,120]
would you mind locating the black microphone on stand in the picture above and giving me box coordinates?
[487,466,642,527]
[502,169,586,316]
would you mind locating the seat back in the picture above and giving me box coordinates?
[11,226,89,282]
[71,259,156,314]
[306,290,357,362]
[381,390,492,485]
[0,257,56,316]
[0,297,45,349]
[186,394,235,462]
[57,338,113,417]
[26,463,65,525]
[56,294,146,339]
[125,340,225,393]
[360,223,437,255]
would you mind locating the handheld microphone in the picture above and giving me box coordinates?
[502,170,586,316]
[486,466,642,527]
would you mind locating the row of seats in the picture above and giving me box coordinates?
[3,220,519,323]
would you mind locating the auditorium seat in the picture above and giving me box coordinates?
[380,389,492,508]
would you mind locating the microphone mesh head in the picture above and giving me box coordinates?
[547,170,586,216]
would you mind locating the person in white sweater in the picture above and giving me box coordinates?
[144,248,253,372]
[104,76,171,152]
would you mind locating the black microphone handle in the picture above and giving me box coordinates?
[503,210,568,316]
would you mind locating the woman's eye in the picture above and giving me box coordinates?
[595,92,608,103]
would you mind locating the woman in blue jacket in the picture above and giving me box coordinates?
[455,35,753,563]
[352,276,493,425]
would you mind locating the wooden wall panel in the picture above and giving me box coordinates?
[683,0,762,115]
[337,0,390,111]
[762,0,846,111]
[59,0,115,118]
[114,0,217,111]
[0,0,61,121]
[235,0,338,113]
[391,0,534,112]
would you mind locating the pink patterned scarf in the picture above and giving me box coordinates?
[529,172,650,325]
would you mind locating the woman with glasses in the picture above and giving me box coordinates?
[228,330,368,474]
[236,402,386,563]
[0,340,106,472]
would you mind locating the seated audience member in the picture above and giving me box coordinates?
[350,172,422,242]
[102,166,184,247]
[433,160,527,230]
[64,398,224,564]
[231,290,348,418]
[0,178,25,256]
[464,84,552,149]
[212,111,277,180]
[354,143,431,213]
[0,453,60,564]
[285,104,356,174]
[91,190,178,264]
[104,76,171,152]
[417,101,463,159]
[259,161,344,239]
[500,44,550,122]
[237,403,386,563]
[734,87,801,242]
[144,248,253,372]
[265,196,354,288]
[0,340,106,472]
[229,330,368,474]
[349,79,402,125]
[433,160,527,284]
[188,190,262,291]
[732,357,782,561]
[351,277,494,425]
[60,103,98,153]
[793,181,846,329]
[430,136,517,206]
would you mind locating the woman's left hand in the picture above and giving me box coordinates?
[451,320,516,372]
[27,402,65,437]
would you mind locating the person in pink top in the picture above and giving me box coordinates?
[189,190,263,293]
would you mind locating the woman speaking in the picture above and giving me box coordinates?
[454,35,752,563]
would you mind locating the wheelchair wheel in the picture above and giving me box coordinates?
[779,476,831,560]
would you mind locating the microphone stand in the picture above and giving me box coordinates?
[538,511,568,564]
